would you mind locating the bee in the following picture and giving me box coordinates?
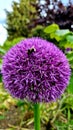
[27,46,36,55]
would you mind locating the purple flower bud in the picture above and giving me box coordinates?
[65,48,72,52]
[2,37,71,102]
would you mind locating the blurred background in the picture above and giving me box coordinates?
[0,0,73,45]
[0,0,73,129]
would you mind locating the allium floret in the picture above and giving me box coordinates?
[2,37,71,102]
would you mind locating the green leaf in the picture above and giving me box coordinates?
[50,33,61,41]
[69,120,73,125]
[0,48,6,54]
[0,75,2,83]
[44,24,59,34]
[66,35,73,43]
[68,108,71,121]
[16,100,25,107]
[55,29,70,36]
[64,42,73,48]
[67,73,73,94]
[66,51,73,68]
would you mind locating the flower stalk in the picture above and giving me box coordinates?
[34,103,40,130]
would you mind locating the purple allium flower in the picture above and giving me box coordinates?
[2,37,71,102]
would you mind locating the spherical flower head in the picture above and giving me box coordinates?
[2,37,71,102]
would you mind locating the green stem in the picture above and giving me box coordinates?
[34,103,40,130]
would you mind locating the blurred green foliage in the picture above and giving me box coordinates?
[1,37,24,51]
[5,0,37,40]
[44,24,73,48]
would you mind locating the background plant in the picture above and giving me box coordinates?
[5,0,73,40]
